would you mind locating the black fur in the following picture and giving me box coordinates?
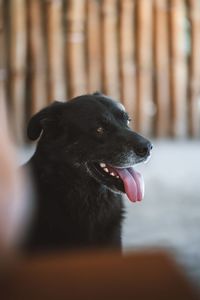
[24,93,151,253]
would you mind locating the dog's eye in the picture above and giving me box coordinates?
[127,118,132,125]
[96,127,104,135]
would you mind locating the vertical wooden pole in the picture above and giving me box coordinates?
[46,0,66,102]
[135,0,153,136]
[153,0,170,137]
[119,0,136,123]
[102,0,120,100]
[187,0,200,138]
[9,0,27,144]
[169,0,187,137]
[27,0,47,115]
[0,0,7,111]
[66,0,87,98]
[86,0,102,93]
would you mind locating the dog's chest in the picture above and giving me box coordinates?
[28,163,124,250]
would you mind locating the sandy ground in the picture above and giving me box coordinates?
[19,140,200,288]
[122,140,200,288]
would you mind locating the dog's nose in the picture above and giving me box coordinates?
[135,142,153,158]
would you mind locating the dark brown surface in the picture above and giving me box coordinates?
[2,250,199,300]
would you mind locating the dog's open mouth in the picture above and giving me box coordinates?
[89,162,144,202]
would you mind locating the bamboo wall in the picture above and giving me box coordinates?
[0,0,200,143]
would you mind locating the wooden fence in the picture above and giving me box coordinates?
[0,0,200,143]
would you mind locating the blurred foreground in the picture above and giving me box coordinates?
[2,249,199,300]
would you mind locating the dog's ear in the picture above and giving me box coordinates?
[27,101,64,141]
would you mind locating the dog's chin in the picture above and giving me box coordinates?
[86,162,125,194]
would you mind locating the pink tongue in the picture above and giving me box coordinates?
[115,167,144,202]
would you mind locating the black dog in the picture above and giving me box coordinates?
[24,92,152,253]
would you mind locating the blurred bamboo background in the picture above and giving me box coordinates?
[0,0,200,144]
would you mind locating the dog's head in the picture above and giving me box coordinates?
[27,93,152,202]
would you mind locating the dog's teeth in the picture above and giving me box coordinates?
[104,168,109,173]
[100,163,106,168]
[116,175,119,178]
[110,172,115,176]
